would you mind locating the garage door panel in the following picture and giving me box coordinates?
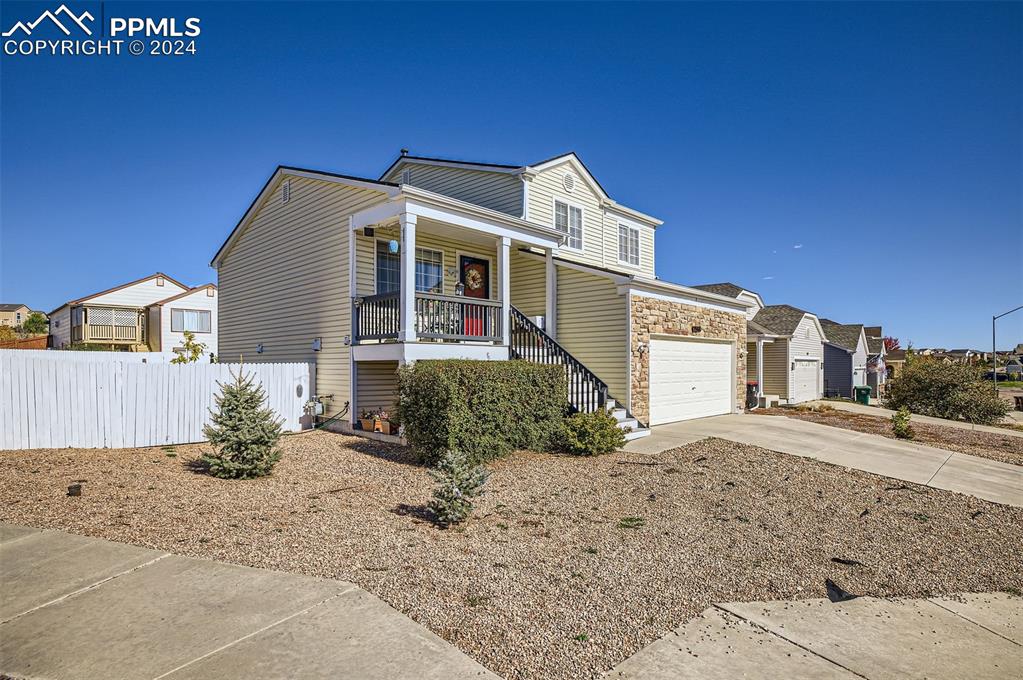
[649,339,732,425]
[791,359,819,403]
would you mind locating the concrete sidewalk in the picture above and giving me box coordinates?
[606,592,1023,679]
[814,399,1023,438]
[0,524,497,680]
[624,414,1023,507]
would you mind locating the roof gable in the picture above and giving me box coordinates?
[820,320,865,352]
[211,166,396,267]
[752,304,823,337]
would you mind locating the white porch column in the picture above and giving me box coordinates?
[499,236,511,346]
[756,338,765,399]
[545,247,557,338]
[399,212,417,343]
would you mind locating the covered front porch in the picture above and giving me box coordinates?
[348,187,562,362]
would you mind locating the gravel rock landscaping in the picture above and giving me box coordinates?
[2,431,1021,680]
[755,407,1023,467]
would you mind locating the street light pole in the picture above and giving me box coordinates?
[992,305,1023,392]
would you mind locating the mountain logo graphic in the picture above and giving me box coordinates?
[3,4,94,37]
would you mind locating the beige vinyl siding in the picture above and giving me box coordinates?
[554,266,628,400]
[383,163,523,216]
[217,176,388,417]
[509,249,546,318]
[761,340,789,398]
[355,226,499,299]
[527,160,656,277]
[788,316,825,399]
[356,361,399,417]
[746,341,757,382]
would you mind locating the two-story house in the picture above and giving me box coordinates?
[49,273,218,357]
[212,152,753,437]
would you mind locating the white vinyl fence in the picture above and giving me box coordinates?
[7,349,181,364]
[0,350,314,450]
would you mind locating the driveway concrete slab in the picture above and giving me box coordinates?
[927,452,1023,506]
[720,597,1023,680]
[0,553,351,679]
[0,529,167,622]
[929,593,1023,645]
[629,414,1023,506]
[165,586,498,679]
[605,606,856,679]
[0,522,43,544]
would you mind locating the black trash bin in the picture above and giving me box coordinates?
[746,382,759,409]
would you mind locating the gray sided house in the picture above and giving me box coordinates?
[819,319,868,398]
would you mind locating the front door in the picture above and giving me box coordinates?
[459,256,490,299]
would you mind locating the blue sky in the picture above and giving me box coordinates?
[1,1,1020,349]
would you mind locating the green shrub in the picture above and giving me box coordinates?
[891,407,914,439]
[397,360,568,466]
[201,369,283,479]
[428,450,489,528]
[560,410,627,455]
[886,358,1008,425]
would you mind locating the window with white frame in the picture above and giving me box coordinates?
[375,241,445,294]
[171,309,211,333]
[554,200,583,250]
[415,248,443,293]
[618,223,640,266]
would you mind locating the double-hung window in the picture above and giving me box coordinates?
[554,200,583,250]
[415,248,443,293]
[171,309,211,333]
[618,223,640,266]
[375,241,445,294]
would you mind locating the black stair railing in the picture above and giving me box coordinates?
[509,306,617,415]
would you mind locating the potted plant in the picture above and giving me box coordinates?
[359,409,395,435]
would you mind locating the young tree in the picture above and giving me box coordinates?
[20,312,48,335]
[170,330,208,364]
[429,450,489,527]
[201,369,284,479]
[883,336,901,352]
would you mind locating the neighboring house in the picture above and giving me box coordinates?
[885,348,907,380]
[213,152,755,437]
[0,304,32,327]
[692,284,826,405]
[48,273,217,357]
[146,284,218,358]
[1005,358,1022,377]
[864,325,887,397]
[819,319,869,398]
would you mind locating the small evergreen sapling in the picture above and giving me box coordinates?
[428,450,489,527]
[201,369,283,479]
[891,407,914,440]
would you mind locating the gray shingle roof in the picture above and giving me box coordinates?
[751,304,814,336]
[820,320,863,352]
[691,282,745,298]
[0,303,28,312]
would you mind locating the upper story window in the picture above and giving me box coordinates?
[618,223,640,266]
[554,199,583,250]
[375,241,445,294]
[171,309,211,333]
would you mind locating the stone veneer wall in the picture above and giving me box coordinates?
[630,294,748,425]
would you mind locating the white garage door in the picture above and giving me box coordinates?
[649,339,733,425]
[792,359,819,403]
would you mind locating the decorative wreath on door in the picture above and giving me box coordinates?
[464,268,484,291]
